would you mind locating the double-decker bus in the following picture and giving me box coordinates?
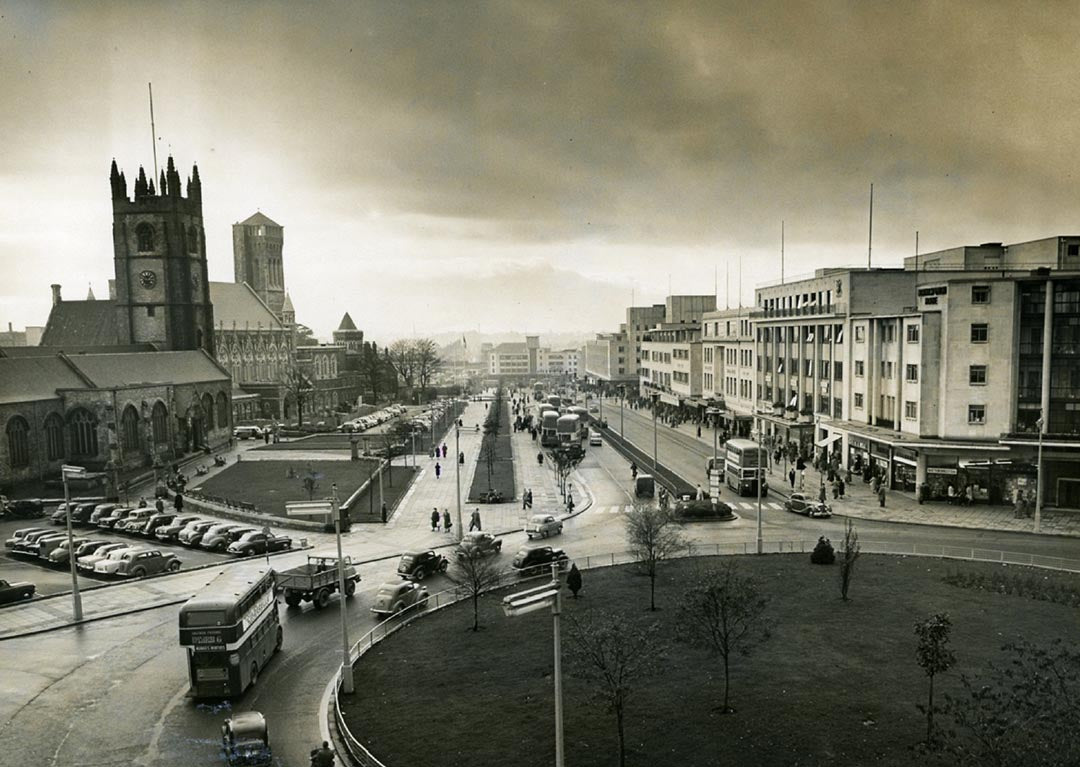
[179,566,282,698]
[724,438,769,496]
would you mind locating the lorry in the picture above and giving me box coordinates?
[275,555,360,609]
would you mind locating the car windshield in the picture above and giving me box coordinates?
[106,549,131,560]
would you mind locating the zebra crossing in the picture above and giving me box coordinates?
[591,501,785,514]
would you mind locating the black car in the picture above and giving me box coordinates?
[227,531,293,556]
[1,498,45,520]
[0,578,35,605]
[511,546,569,576]
[397,550,449,581]
[456,532,503,560]
[70,502,99,525]
[138,512,177,537]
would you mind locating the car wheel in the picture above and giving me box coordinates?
[167,560,181,572]
[439,560,448,573]
[413,567,426,581]
[284,592,301,608]
[345,580,356,597]
[392,601,405,614]
[315,588,331,609]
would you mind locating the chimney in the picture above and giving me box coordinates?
[7,322,12,332]
[51,284,62,306]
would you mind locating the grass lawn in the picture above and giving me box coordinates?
[195,459,379,517]
[341,554,1080,767]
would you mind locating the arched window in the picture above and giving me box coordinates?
[67,408,98,457]
[6,416,30,468]
[201,393,215,431]
[44,413,64,461]
[136,223,155,252]
[186,225,199,253]
[151,401,169,444]
[120,405,141,452]
[216,392,229,429]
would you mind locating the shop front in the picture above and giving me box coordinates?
[924,456,958,500]
[958,458,1036,506]
[848,436,870,474]
[892,447,917,492]
[869,441,890,480]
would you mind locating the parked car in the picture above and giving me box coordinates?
[178,519,220,547]
[154,515,202,542]
[49,502,76,525]
[4,527,49,550]
[0,578,35,605]
[77,542,132,571]
[456,531,503,559]
[93,547,145,575]
[227,531,292,556]
[97,548,181,577]
[139,512,177,537]
[69,502,99,525]
[114,508,154,533]
[525,514,563,540]
[0,497,44,520]
[370,581,429,616]
[201,525,257,552]
[233,425,263,440]
[13,530,67,555]
[98,506,135,529]
[397,550,449,581]
[512,546,569,576]
[38,534,87,560]
[783,492,832,518]
[87,503,119,526]
[48,537,93,565]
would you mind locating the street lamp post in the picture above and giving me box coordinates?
[753,431,764,555]
[454,423,463,541]
[652,393,660,473]
[1035,415,1045,534]
[618,385,625,439]
[61,464,86,621]
[330,484,355,694]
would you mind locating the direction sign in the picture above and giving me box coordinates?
[285,501,333,517]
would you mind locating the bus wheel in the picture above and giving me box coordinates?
[284,592,301,608]
[275,626,283,652]
[315,588,330,609]
[345,580,356,597]
[250,662,259,686]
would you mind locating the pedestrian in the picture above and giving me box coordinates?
[696,425,702,438]
[138,496,148,508]
[155,497,165,513]
[878,485,886,508]
[831,481,839,500]
[947,483,956,505]
[838,477,846,499]
[442,444,448,459]
[435,462,441,479]
[443,509,452,534]
[523,489,529,511]
[263,429,270,445]
[871,475,881,496]
[381,502,388,523]
[527,489,533,508]
[470,509,481,531]
[819,483,827,503]
[431,508,440,531]
[174,492,184,512]
[788,468,796,489]
[798,470,806,491]
[917,481,926,505]
[1012,486,1023,519]
[695,484,704,500]
[965,485,974,506]
[311,741,336,767]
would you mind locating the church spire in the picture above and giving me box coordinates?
[135,166,148,199]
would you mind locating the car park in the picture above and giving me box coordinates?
[783,493,832,518]
[97,548,181,577]
[0,578,35,605]
[114,508,153,533]
[46,537,92,565]
[397,550,449,581]
[370,581,429,616]
[201,525,256,552]
[77,542,131,571]
[456,531,503,559]
[511,546,569,576]
[227,531,292,556]
[4,527,49,549]
[87,503,119,526]
[525,514,563,540]
[154,515,202,542]
[178,519,219,547]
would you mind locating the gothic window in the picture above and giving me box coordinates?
[67,408,98,457]
[44,413,64,461]
[187,225,199,253]
[136,223,155,252]
[6,416,30,468]
[201,393,216,430]
[152,401,169,444]
[121,405,141,452]
[216,392,229,429]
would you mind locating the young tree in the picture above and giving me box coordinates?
[839,518,861,601]
[568,611,667,767]
[387,339,416,390]
[301,469,320,500]
[280,365,314,427]
[447,550,505,632]
[914,612,956,745]
[676,560,772,713]
[567,563,583,598]
[624,503,686,611]
[480,435,498,492]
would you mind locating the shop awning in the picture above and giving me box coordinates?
[815,433,842,448]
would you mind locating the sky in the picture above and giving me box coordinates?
[2,1,1079,343]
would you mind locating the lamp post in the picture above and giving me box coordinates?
[652,392,660,473]
[454,423,463,541]
[754,431,764,554]
[1035,415,1045,534]
[330,485,354,694]
[618,384,625,438]
[61,464,86,621]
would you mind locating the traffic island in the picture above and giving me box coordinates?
[468,393,516,503]
[336,554,1080,767]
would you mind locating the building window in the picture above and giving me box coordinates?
[854,392,864,409]
[855,360,864,377]
[834,362,843,381]
[217,392,229,428]
[136,223,155,252]
[969,365,987,385]
[121,405,141,452]
[1069,244,1080,257]
[44,413,64,461]
[855,325,865,343]
[968,405,986,424]
[67,408,98,457]
[906,325,919,343]
[904,401,917,420]
[883,323,895,343]
[147,306,156,317]
[202,393,216,431]
[6,416,30,468]
[905,364,918,383]
[971,285,991,304]
[970,323,988,343]
[152,402,169,444]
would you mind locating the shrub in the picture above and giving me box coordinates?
[810,536,835,565]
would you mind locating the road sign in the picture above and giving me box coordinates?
[285,501,333,517]
[503,581,560,617]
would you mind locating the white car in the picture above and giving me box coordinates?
[589,431,603,447]
[78,543,132,571]
[233,425,262,440]
[94,547,147,575]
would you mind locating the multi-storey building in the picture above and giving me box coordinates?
[625,304,666,378]
[701,308,755,438]
[639,323,702,405]
[583,330,632,386]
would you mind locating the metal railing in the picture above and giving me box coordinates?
[330,540,1080,766]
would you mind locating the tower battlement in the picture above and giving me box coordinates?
[110,156,202,211]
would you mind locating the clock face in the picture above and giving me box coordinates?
[139,270,157,289]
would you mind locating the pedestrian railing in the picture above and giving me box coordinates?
[330,540,1080,766]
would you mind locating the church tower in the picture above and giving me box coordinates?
[110,157,215,355]
[232,212,286,319]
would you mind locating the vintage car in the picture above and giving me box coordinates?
[0,578,35,605]
[69,502,100,525]
[49,502,76,525]
[47,537,93,564]
[4,527,50,550]
[370,581,430,616]
[97,506,134,529]
[397,550,449,581]
[783,492,832,519]
[137,512,176,537]
[511,546,569,577]
[87,503,120,526]
[177,519,219,546]
[12,530,66,555]
[222,711,272,767]
[456,531,503,559]
[227,531,293,556]
[154,515,202,542]
[95,548,181,577]
[37,534,87,560]
[114,508,154,533]
[76,542,131,571]
[201,525,257,552]
[525,514,563,540]
[0,497,45,520]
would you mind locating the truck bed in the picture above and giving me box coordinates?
[275,563,339,590]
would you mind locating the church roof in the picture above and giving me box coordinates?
[337,312,357,331]
[0,356,89,405]
[237,211,281,228]
[210,282,284,330]
[41,300,120,347]
[66,351,230,388]
[0,343,156,358]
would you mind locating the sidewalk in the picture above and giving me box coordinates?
[511,427,588,521]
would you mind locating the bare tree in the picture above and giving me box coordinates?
[280,364,314,426]
[568,611,667,767]
[676,560,772,713]
[447,550,505,632]
[358,341,384,404]
[387,339,417,390]
[413,338,443,395]
[480,436,498,492]
[915,612,956,745]
[839,518,861,601]
[624,503,686,611]
[381,347,400,398]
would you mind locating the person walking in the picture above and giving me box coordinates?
[442,444,448,459]
[522,488,530,511]
[788,468,796,489]
[442,509,452,535]
[819,483,827,504]
[838,476,846,499]
[831,481,839,500]
[155,497,165,514]
[431,508,440,531]
[174,492,184,512]
[798,469,806,491]
[871,474,881,496]
[381,502,388,523]
[527,489,533,508]
[695,484,704,500]
[696,425,702,438]
[878,485,886,508]
[469,509,482,531]
[1012,486,1023,519]
[311,741,336,767]
[965,484,974,506]
[435,462,441,479]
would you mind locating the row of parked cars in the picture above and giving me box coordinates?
[4,527,182,577]
[338,404,408,433]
